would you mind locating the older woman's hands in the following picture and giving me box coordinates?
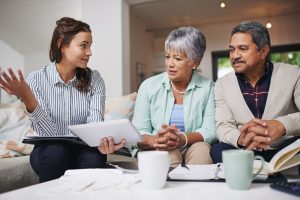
[98,136,126,154]
[154,124,181,151]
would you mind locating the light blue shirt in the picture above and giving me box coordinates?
[169,104,185,132]
[132,71,216,144]
[26,62,106,136]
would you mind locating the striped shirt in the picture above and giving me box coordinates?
[236,62,273,119]
[169,104,185,132]
[26,62,106,136]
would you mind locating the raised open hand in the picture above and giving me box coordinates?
[0,68,31,99]
[0,67,37,112]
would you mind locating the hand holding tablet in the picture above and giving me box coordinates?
[68,119,143,147]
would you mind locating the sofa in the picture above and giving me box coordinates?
[0,93,138,193]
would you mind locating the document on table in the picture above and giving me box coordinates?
[168,163,225,180]
[42,169,141,195]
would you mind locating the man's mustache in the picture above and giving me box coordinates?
[232,60,246,65]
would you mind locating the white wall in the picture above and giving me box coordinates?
[24,51,49,76]
[130,11,155,92]
[0,39,24,103]
[135,13,300,80]
[82,0,130,98]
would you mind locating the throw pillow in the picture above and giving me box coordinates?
[104,92,137,121]
[0,101,34,158]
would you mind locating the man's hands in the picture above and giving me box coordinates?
[98,137,126,154]
[0,68,37,112]
[238,118,286,150]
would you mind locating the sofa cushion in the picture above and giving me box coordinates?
[0,102,34,158]
[104,92,137,121]
[0,155,38,193]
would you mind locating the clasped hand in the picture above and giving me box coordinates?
[238,118,286,150]
[153,124,181,151]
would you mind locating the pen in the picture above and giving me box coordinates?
[181,148,190,171]
[214,163,221,179]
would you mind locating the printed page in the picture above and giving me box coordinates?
[168,164,224,180]
[269,139,300,172]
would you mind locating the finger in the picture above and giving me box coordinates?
[251,118,267,127]
[156,136,168,144]
[0,77,10,88]
[243,132,257,147]
[108,137,115,153]
[166,132,179,141]
[0,78,12,94]
[168,124,179,132]
[103,137,109,153]
[252,135,271,145]
[255,142,270,150]
[240,123,253,134]
[155,143,168,150]
[246,141,258,150]
[161,124,168,129]
[1,71,13,84]
[18,70,25,82]
[157,127,168,136]
[166,140,178,146]
[8,68,19,82]
[98,139,105,154]
[168,145,178,151]
[248,126,268,136]
[114,139,126,151]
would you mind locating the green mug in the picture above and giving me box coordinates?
[222,149,265,190]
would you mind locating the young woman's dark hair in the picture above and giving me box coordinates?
[49,17,91,91]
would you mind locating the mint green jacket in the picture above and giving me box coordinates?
[132,72,217,144]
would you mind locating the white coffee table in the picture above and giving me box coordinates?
[0,178,298,200]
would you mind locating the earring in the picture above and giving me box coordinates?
[193,67,196,70]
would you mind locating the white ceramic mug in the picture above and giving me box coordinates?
[138,151,170,189]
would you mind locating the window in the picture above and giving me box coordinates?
[212,44,300,81]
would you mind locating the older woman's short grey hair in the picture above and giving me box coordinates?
[165,26,206,61]
[231,21,271,49]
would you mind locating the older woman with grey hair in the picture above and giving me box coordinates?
[133,26,217,167]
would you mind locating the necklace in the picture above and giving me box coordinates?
[170,81,186,95]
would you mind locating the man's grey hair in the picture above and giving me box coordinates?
[231,21,271,49]
[165,26,206,61]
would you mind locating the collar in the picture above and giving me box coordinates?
[48,62,77,86]
[162,71,202,91]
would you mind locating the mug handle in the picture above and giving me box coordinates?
[252,155,265,180]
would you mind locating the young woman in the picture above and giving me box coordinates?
[0,17,124,182]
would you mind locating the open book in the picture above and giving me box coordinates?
[168,163,225,180]
[254,139,300,174]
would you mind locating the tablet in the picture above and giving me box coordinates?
[68,119,143,147]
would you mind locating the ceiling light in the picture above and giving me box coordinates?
[266,22,272,29]
[220,2,226,8]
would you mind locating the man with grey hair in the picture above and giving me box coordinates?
[210,21,300,163]
[133,26,216,167]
